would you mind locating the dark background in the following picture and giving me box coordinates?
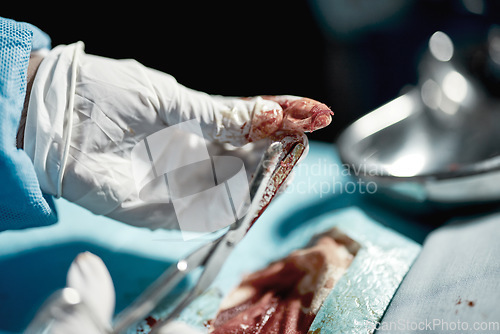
[5,0,500,142]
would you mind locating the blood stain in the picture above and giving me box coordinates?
[145,316,158,328]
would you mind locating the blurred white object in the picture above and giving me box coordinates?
[66,252,116,329]
[25,252,203,334]
[25,252,114,334]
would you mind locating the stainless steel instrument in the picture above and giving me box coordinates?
[338,30,500,209]
[112,134,308,333]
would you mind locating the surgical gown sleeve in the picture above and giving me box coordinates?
[0,17,57,231]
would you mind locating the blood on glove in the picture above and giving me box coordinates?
[247,96,333,142]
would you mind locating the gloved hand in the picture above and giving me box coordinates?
[155,87,333,146]
[25,43,333,233]
[25,252,203,334]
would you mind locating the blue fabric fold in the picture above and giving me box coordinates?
[0,17,57,231]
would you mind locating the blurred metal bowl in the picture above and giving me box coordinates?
[337,30,500,208]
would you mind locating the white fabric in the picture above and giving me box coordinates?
[24,43,278,229]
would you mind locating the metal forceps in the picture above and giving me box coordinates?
[112,134,308,333]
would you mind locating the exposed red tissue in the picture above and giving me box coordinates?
[210,230,357,334]
[248,97,333,142]
[280,98,333,133]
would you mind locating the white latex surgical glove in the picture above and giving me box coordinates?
[25,252,203,334]
[24,43,333,232]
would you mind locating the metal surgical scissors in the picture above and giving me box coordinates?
[112,134,308,333]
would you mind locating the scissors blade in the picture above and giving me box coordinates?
[187,137,308,291]
[148,148,283,332]
[151,136,308,332]
[112,240,215,333]
[113,135,307,333]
